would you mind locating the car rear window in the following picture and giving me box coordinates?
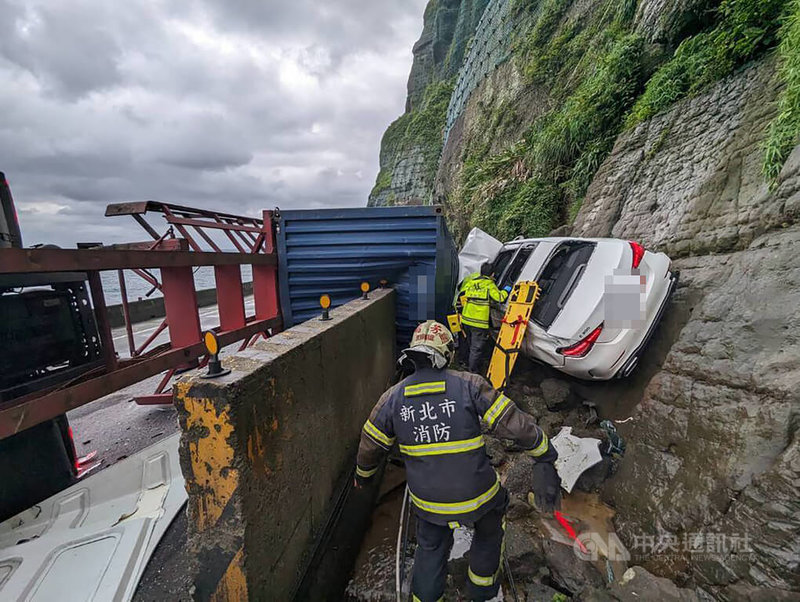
[491,249,515,283]
[496,244,537,289]
[532,241,595,329]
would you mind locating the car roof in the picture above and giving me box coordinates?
[501,236,625,246]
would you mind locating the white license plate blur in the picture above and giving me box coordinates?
[604,271,646,328]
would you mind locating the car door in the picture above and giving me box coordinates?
[490,241,568,367]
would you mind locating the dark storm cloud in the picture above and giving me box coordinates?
[0,0,427,246]
[190,0,421,62]
[0,1,123,98]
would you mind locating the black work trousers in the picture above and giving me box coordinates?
[463,324,492,375]
[411,495,507,602]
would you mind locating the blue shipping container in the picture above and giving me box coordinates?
[276,206,458,348]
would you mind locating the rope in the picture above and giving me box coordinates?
[503,556,520,602]
[395,485,411,602]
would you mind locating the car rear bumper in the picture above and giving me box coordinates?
[555,268,677,380]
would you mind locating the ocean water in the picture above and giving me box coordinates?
[100,265,254,305]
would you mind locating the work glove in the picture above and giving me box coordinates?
[530,462,562,514]
[503,285,512,294]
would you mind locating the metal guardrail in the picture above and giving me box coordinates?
[0,202,282,438]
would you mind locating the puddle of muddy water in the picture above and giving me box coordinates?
[346,463,478,602]
[549,490,628,582]
[346,463,410,601]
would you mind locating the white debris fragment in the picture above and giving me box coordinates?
[448,526,473,560]
[551,426,603,493]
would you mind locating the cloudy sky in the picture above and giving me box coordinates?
[0,0,427,247]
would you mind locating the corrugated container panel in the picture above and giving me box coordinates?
[276,206,458,348]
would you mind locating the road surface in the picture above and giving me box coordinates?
[69,295,256,469]
[112,296,257,358]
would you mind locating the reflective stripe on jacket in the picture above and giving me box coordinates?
[459,274,508,329]
[356,367,556,526]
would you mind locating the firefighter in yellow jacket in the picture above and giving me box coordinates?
[355,321,561,602]
[459,262,510,374]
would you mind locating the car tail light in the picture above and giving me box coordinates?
[557,324,603,358]
[629,241,645,269]
[67,426,79,472]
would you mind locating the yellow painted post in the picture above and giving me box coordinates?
[175,381,248,601]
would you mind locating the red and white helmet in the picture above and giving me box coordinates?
[403,320,455,367]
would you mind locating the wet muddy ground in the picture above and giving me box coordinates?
[346,463,408,601]
[347,456,627,601]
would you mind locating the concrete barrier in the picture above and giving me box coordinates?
[174,288,396,601]
[106,282,254,328]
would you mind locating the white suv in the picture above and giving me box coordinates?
[464,232,677,380]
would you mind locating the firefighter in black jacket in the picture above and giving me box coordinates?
[355,320,561,601]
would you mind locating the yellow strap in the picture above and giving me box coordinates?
[526,432,549,457]
[363,420,395,448]
[412,596,443,602]
[356,465,378,478]
[404,381,446,396]
[448,521,460,529]
[468,566,497,587]
[409,477,500,515]
[399,435,484,457]
[483,394,511,427]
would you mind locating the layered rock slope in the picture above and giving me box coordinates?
[367,0,800,598]
[574,59,799,597]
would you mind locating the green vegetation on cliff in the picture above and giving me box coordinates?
[369,0,489,206]
[370,80,454,201]
[450,0,645,241]
[628,0,789,127]
[374,0,800,231]
[627,0,800,185]
[447,0,800,242]
[405,81,455,179]
[764,0,800,182]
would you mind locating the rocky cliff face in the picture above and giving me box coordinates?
[366,0,800,599]
[574,59,800,598]
[367,0,489,207]
[372,0,796,239]
[406,0,490,112]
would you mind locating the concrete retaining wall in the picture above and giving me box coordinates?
[174,288,396,601]
[106,282,254,328]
